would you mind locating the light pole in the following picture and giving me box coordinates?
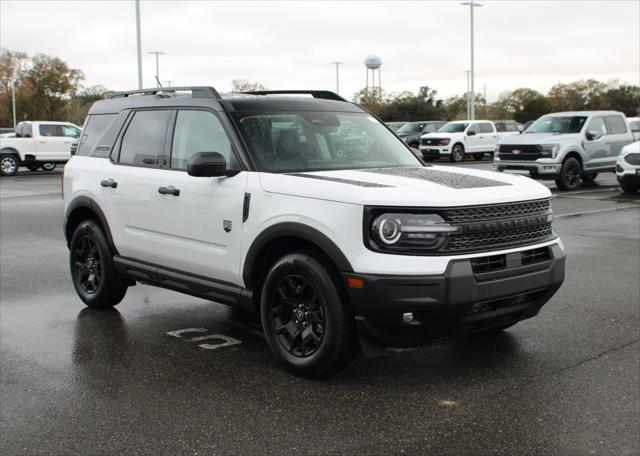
[11,78,17,128]
[149,51,166,87]
[461,0,483,120]
[135,0,143,89]
[331,61,343,95]
[464,70,471,119]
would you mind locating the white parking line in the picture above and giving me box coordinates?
[166,328,208,338]
[556,205,639,218]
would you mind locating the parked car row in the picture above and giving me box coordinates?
[0,121,81,175]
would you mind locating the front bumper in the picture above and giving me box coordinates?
[616,159,640,184]
[419,145,449,159]
[494,160,561,178]
[342,243,565,347]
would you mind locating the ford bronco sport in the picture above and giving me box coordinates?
[63,87,566,377]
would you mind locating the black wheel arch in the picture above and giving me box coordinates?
[243,222,353,293]
[0,148,20,158]
[64,196,118,254]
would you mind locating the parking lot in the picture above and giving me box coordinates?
[1,163,639,455]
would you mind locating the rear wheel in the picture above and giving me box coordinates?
[555,157,581,190]
[41,162,56,171]
[0,154,18,176]
[260,252,356,377]
[69,220,128,308]
[450,144,465,162]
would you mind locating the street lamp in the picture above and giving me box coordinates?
[331,61,343,95]
[461,0,483,120]
[149,51,166,87]
[135,0,143,89]
[464,70,471,119]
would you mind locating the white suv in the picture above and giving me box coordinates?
[63,87,566,377]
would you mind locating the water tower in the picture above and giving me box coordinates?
[364,55,382,100]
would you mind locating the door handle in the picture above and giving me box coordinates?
[158,186,180,196]
[100,179,118,188]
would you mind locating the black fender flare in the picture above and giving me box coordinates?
[242,222,353,287]
[64,196,118,254]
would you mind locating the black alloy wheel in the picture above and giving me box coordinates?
[555,157,581,190]
[69,220,128,308]
[260,252,356,377]
[271,275,325,357]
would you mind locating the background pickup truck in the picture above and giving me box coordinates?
[0,121,81,176]
[419,120,510,162]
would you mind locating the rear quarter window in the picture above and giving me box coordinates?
[77,114,117,157]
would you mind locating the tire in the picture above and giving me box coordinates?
[450,144,465,162]
[472,153,484,161]
[581,172,597,183]
[26,164,40,172]
[69,220,128,309]
[0,154,19,176]
[41,162,56,171]
[620,181,639,193]
[260,252,357,377]
[555,157,581,190]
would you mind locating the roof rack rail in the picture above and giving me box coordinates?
[110,86,222,99]
[243,90,347,102]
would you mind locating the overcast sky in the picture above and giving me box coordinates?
[1,0,638,101]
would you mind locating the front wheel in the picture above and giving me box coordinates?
[260,252,356,377]
[0,154,19,176]
[69,220,128,308]
[450,144,465,162]
[620,180,639,193]
[41,162,56,171]
[555,157,581,190]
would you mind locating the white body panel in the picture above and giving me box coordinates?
[1,121,80,162]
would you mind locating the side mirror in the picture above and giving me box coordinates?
[586,130,602,141]
[187,152,240,177]
[467,130,476,136]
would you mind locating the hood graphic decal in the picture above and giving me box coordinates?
[288,173,394,188]
[360,167,511,189]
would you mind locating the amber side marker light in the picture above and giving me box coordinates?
[348,277,365,289]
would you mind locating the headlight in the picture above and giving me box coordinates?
[541,144,560,158]
[441,138,450,145]
[370,213,459,251]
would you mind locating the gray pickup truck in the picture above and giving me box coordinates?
[494,111,634,190]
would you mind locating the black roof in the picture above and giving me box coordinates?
[88,87,364,115]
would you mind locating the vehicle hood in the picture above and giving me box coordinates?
[499,132,580,145]
[259,165,551,207]
[621,140,640,156]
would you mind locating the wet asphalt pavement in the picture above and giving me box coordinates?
[1,163,639,455]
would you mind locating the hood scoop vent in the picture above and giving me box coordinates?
[360,167,511,189]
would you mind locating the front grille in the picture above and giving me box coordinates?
[441,199,554,253]
[421,137,446,146]
[498,144,543,161]
[443,199,550,223]
[624,153,640,165]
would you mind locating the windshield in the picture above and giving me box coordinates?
[525,115,587,134]
[439,122,468,133]
[234,111,421,172]
[397,122,424,134]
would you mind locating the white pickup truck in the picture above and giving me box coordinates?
[0,121,81,176]
[419,120,521,162]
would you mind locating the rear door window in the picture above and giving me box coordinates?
[118,110,171,166]
[39,124,59,137]
[479,123,494,133]
[587,117,608,136]
[604,116,627,135]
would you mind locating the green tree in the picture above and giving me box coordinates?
[602,85,640,117]
[68,85,110,125]
[377,86,445,121]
